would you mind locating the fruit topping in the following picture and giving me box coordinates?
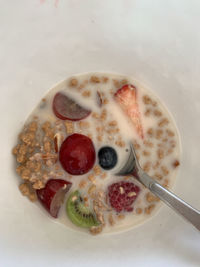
[52,92,91,121]
[59,133,96,175]
[108,181,140,212]
[98,146,118,170]
[36,179,72,218]
[66,190,100,228]
[114,84,144,139]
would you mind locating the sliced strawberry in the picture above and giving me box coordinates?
[108,181,140,213]
[114,84,144,139]
[52,92,91,121]
[36,179,72,218]
[59,133,96,175]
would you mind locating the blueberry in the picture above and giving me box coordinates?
[98,146,118,170]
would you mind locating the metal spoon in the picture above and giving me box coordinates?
[116,144,200,231]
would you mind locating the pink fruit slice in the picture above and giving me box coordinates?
[59,133,96,175]
[36,179,72,218]
[108,181,140,212]
[52,92,91,121]
[114,84,144,139]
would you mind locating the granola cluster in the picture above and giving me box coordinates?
[13,120,61,199]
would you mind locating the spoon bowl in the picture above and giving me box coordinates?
[116,144,200,231]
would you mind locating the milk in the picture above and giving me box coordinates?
[26,73,181,234]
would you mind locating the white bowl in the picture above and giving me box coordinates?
[0,1,200,266]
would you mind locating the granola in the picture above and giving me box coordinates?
[12,73,181,235]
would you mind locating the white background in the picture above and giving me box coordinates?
[0,0,200,266]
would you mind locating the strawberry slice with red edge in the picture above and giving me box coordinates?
[36,179,72,218]
[52,92,91,121]
[114,84,144,139]
[108,181,140,213]
[59,133,96,175]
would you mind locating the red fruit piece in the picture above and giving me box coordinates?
[114,84,144,139]
[36,179,72,218]
[108,181,140,213]
[52,92,91,121]
[59,133,96,175]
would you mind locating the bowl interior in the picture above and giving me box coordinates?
[1,1,200,266]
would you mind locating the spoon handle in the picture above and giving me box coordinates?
[137,170,200,231]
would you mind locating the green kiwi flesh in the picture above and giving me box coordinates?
[66,190,100,228]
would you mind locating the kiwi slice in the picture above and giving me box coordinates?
[66,190,100,228]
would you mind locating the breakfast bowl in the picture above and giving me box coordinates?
[1,1,200,266]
